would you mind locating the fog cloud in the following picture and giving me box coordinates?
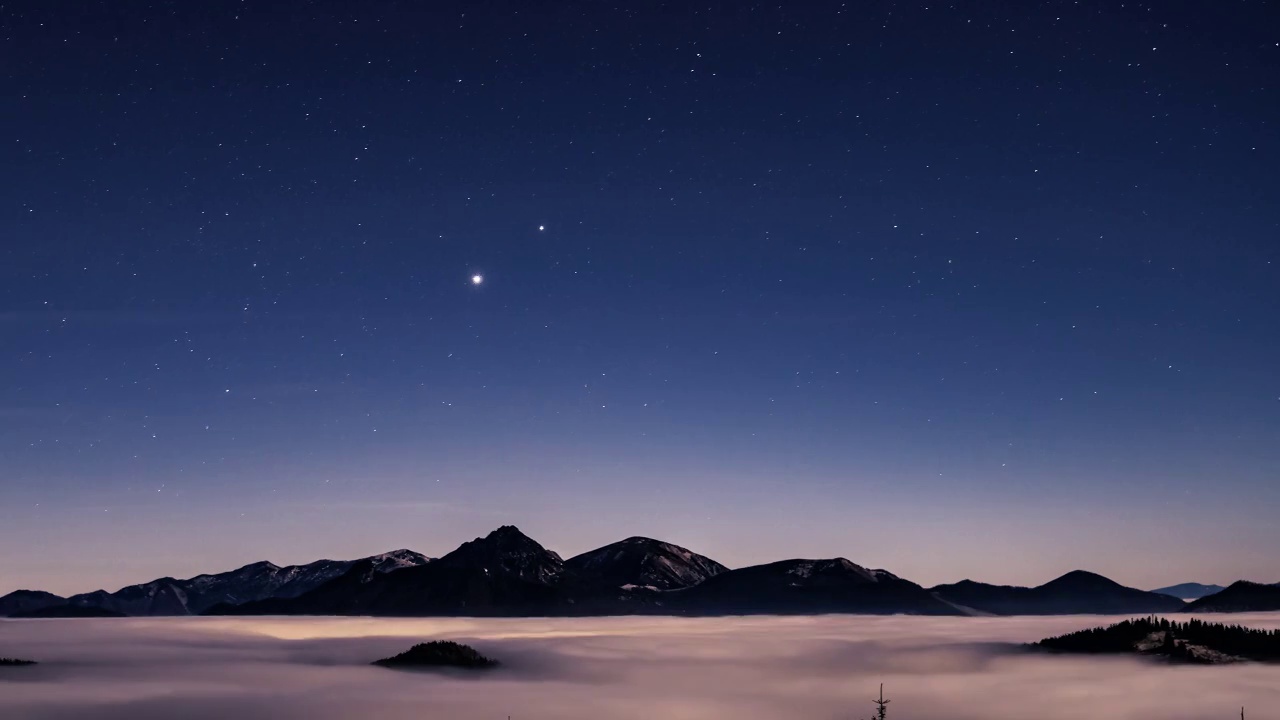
[2,614,1279,719]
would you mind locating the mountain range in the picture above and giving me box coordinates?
[206,528,695,617]
[0,550,430,617]
[1,526,1270,618]
[929,572,1186,615]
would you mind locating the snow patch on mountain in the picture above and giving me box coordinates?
[566,537,728,591]
[61,550,433,616]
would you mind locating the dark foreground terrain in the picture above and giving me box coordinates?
[1034,617,1280,664]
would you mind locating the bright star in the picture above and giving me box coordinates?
[538,225,545,231]
[471,274,483,285]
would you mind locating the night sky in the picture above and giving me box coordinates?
[3,1,1278,597]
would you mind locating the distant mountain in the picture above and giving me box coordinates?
[209,526,619,617]
[930,571,1187,615]
[11,527,1228,619]
[1183,581,1280,613]
[2,550,432,617]
[10,605,127,619]
[436,525,567,584]
[565,537,728,591]
[1150,583,1226,601]
[670,558,959,615]
[0,590,66,617]
[209,529,961,617]
[68,582,188,616]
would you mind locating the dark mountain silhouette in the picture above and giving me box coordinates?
[9,527,1228,619]
[0,590,66,617]
[434,525,566,584]
[208,526,632,617]
[69,580,189,616]
[209,530,957,617]
[930,571,1187,615]
[670,558,959,615]
[57,550,431,616]
[1183,581,1280,613]
[1150,582,1225,600]
[565,537,728,590]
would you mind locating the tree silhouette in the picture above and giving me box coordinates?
[1035,616,1280,663]
[861,683,889,720]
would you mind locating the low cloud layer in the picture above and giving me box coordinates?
[2,614,1279,719]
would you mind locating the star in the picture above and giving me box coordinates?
[538,225,545,231]
[471,274,483,285]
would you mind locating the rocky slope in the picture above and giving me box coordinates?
[2,550,431,617]
[670,557,960,615]
[565,536,728,591]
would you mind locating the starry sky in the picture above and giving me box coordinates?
[2,1,1278,597]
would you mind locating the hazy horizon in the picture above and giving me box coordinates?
[1,520,1265,598]
[3,614,1279,719]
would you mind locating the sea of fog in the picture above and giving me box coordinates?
[2,614,1279,719]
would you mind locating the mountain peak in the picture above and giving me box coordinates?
[439,526,564,583]
[0,589,60,599]
[1183,581,1280,613]
[675,555,951,615]
[1041,570,1119,589]
[464,525,550,552]
[565,536,728,590]
[380,548,422,556]
[366,549,433,573]
[931,570,1185,616]
[0,589,67,617]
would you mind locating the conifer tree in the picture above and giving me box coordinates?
[862,683,889,720]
